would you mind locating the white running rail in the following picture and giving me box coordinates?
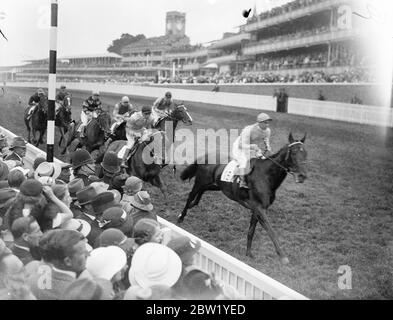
[0,125,308,300]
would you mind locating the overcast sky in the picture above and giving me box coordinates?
[0,0,293,66]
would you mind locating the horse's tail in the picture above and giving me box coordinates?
[180,161,198,181]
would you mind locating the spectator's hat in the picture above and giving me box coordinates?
[19,179,43,197]
[7,169,26,187]
[61,218,91,238]
[34,162,62,181]
[9,137,26,149]
[75,186,98,206]
[130,191,153,211]
[257,113,272,123]
[121,96,129,103]
[141,106,151,114]
[67,178,85,200]
[33,157,46,171]
[99,228,127,246]
[102,207,133,235]
[101,151,120,174]
[3,160,18,170]
[86,246,127,281]
[91,191,120,215]
[167,235,201,262]
[71,149,94,170]
[110,189,121,204]
[122,176,143,194]
[128,243,182,288]
[10,166,30,177]
[123,285,152,300]
[90,181,109,194]
[0,161,9,181]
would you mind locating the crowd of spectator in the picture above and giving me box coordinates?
[0,135,244,300]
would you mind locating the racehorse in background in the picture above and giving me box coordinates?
[63,109,112,154]
[102,130,169,197]
[179,133,308,264]
[110,103,192,142]
[55,94,73,149]
[24,96,47,147]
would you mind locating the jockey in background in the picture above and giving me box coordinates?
[55,85,71,113]
[110,96,136,134]
[232,113,272,188]
[121,105,154,168]
[77,90,102,138]
[26,88,46,120]
[152,91,175,126]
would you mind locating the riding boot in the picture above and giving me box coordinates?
[237,175,249,189]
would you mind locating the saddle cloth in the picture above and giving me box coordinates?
[221,160,238,182]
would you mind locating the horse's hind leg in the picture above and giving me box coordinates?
[151,175,168,199]
[58,127,64,147]
[246,212,258,258]
[189,184,220,209]
[178,182,204,223]
[25,122,31,143]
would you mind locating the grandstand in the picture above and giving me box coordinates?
[3,0,375,84]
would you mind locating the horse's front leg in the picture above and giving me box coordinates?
[152,175,168,199]
[58,126,64,147]
[246,212,258,258]
[255,206,289,265]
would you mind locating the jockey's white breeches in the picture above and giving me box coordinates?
[151,108,166,124]
[232,137,261,175]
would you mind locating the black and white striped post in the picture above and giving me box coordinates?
[47,0,58,162]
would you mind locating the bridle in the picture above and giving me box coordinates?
[168,105,193,124]
[262,141,304,176]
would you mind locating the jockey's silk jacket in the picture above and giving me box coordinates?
[126,111,154,135]
[82,96,102,111]
[237,123,271,153]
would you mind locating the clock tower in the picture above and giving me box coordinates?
[166,11,186,36]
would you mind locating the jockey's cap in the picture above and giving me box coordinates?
[121,96,130,103]
[142,106,152,114]
[257,113,272,123]
[165,91,172,98]
[60,85,66,89]
[37,88,45,95]
[92,90,100,96]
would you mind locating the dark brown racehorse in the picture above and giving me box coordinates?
[103,131,169,197]
[63,110,111,154]
[179,133,308,264]
[24,96,47,147]
[55,95,73,148]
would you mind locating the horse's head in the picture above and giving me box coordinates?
[285,132,308,183]
[96,110,112,137]
[170,104,193,126]
[39,96,48,113]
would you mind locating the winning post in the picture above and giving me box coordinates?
[47,0,58,162]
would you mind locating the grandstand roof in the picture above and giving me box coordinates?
[123,35,190,50]
[61,53,122,59]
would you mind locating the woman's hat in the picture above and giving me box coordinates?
[71,149,94,170]
[86,246,127,281]
[101,152,120,174]
[128,243,182,289]
[67,178,85,200]
[75,186,98,206]
[130,191,153,211]
[19,179,43,197]
[61,218,92,237]
[0,161,9,181]
[9,137,26,149]
[122,176,143,194]
[34,162,62,180]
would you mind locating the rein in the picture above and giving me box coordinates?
[263,141,303,175]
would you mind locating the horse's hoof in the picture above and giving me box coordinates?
[280,257,290,265]
[177,215,184,223]
[246,251,254,259]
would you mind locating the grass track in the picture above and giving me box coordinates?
[1,87,392,299]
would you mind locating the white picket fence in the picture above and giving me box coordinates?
[0,124,308,300]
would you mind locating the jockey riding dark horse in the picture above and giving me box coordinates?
[55,85,73,148]
[179,132,308,264]
[24,88,48,146]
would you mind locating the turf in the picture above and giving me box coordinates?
[1,87,392,299]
